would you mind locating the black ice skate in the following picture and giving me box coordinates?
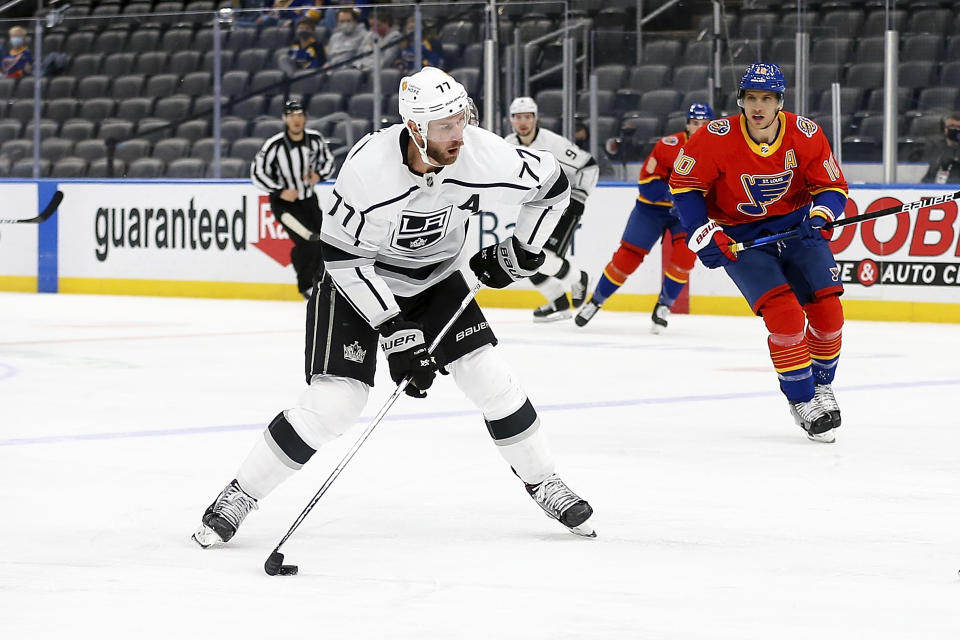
[650,302,670,334]
[192,479,258,548]
[814,383,841,429]
[574,299,600,327]
[525,473,596,538]
[570,270,590,308]
[533,294,572,323]
[789,398,836,443]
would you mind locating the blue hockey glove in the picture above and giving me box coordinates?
[798,206,834,248]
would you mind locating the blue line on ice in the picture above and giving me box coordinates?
[2,378,958,448]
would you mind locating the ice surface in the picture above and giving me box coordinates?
[1,291,958,639]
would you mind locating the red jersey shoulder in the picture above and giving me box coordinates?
[705,118,733,136]
[780,111,828,153]
[659,133,682,146]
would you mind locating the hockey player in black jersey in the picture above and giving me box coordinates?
[193,68,595,548]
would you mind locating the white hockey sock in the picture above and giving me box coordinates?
[534,275,566,301]
[539,251,565,277]
[496,426,555,486]
[236,433,296,500]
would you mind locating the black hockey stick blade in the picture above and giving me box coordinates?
[264,550,298,576]
[0,190,64,224]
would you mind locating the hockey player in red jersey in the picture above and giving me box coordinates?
[575,103,714,333]
[668,63,848,443]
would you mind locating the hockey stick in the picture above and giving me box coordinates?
[264,280,484,576]
[279,212,320,242]
[730,189,960,254]
[0,190,63,224]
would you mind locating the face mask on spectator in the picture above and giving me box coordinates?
[10,37,23,47]
[338,22,356,35]
[947,127,960,143]
[297,30,312,41]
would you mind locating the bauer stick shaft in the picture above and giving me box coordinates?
[270,280,483,554]
[0,190,63,224]
[730,189,960,254]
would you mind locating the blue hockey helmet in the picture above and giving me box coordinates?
[687,102,715,121]
[737,62,786,105]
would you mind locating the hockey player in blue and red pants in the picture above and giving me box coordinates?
[575,103,715,333]
[669,63,847,443]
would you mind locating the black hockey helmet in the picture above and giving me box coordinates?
[283,99,305,115]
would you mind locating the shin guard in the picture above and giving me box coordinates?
[804,295,844,385]
[761,292,814,403]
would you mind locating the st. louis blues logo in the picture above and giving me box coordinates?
[796,116,818,138]
[392,205,451,251]
[738,171,793,216]
[707,119,730,135]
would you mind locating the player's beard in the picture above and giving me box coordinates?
[425,137,463,166]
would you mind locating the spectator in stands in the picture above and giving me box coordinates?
[231,0,270,26]
[256,0,313,28]
[325,7,368,68]
[921,113,960,185]
[355,13,401,72]
[394,16,444,73]
[279,17,326,74]
[318,0,369,34]
[2,25,32,78]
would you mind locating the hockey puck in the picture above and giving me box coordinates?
[264,550,297,576]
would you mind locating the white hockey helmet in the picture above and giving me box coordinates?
[399,67,470,165]
[509,96,538,117]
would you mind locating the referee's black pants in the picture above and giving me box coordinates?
[270,193,324,297]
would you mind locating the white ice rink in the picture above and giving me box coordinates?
[1,290,958,639]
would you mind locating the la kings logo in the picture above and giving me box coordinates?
[393,206,451,252]
[343,341,367,363]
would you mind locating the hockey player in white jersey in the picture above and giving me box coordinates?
[192,68,595,547]
[504,96,599,322]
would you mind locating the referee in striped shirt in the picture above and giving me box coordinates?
[251,99,335,298]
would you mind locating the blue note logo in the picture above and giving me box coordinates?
[737,171,793,216]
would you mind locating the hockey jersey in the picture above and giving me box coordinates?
[320,124,570,328]
[504,127,598,204]
[637,131,687,208]
[669,111,848,229]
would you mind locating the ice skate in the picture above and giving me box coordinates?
[192,479,258,548]
[789,399,836,443]
[574,299,600,327]
[533,294,572,322]
[570,270,590,308]
[814,383,841,429]
[525,473,596,537]
[650,302,670,334]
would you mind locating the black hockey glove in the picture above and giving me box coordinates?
[469,236,545,289]
[378,318,437,398]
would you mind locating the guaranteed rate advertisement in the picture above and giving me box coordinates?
[57,182,336,297]
[9,180,960,317]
